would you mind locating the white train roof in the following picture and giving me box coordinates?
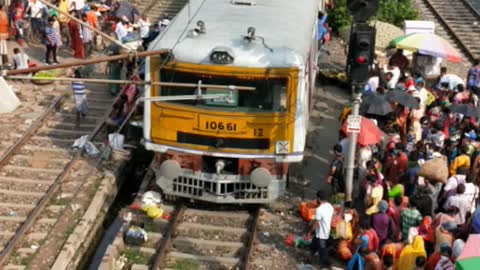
[148,0,319,68]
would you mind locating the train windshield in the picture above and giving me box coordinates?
[158,70,288,112]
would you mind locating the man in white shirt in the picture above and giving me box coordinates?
[445,184,473,224]
[138,15,150,40]
[383,63,401,90]
[307,190,334,268]
[12,48,29,69]
[69,0,85,18]
[437,67,465,91]
[25,0,44,39]
[115,16,128,42]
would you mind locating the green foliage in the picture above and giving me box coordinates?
[376,0,418,26]
[328,0,418,33]
[122,247,151,265]
[170,259,199,270]
[328,0,351,34]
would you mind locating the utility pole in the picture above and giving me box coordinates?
[344,0,379,203]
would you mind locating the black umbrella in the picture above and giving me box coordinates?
[450,104,480,118]
[386,90,420,109]
[361,93,393,116]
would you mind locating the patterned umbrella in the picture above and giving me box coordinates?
[390,33,462,62]
[455,234,480,270]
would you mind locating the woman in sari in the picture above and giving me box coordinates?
[397,236,427,270]
[347,235,368,270]
[67,10,84,59]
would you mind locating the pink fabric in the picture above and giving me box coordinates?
[456,234,480,261]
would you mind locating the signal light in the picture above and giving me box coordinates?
[346,23,376,84]
[356,56,366,64]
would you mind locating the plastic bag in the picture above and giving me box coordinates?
[336,221,353,240]
[141,204,164,219]
[124,225,148,245]
[141,191,161,206]
[299,201,318,222]
[108,133,125,150]
[337,240,352,261]
[294,236,312,248]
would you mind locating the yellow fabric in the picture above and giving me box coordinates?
[366,185,383,215]
[58,0,69,23]
[141,205,164,219]
[449,154,471,176]
[397,236,426,270]
[426,91,436,106]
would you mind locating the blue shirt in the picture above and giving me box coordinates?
[72,81,86,95]
[45,26,58,46]
[316,15,327,41]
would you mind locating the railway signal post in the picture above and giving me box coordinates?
[344,0,378,203]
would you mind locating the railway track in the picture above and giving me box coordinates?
[422,0,480,62]
[115,171,260,270]
[0,81,115,269]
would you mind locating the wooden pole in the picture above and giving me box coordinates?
[5,76,256,91]
[4,49,168,76]
[37,0,130,51]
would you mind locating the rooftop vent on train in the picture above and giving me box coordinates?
[188,20,206,38]
[231,0,256,6]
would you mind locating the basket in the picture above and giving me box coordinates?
[31,79,54,85]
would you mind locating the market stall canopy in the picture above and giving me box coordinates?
[390,33,462,62]
[455,234,480,270]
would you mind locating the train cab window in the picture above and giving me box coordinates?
[157,70,288,112]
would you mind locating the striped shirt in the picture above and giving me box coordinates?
[45,26,58,45]
[72,81,86,95]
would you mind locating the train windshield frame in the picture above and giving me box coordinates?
[157,69,289,113]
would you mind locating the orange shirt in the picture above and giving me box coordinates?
[0,11,8,39]
[86,11,98,29]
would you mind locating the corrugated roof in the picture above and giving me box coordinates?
[149,0,319,68]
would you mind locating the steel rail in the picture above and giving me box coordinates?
[0,86,120,266]
[0,96,63,168]
[151,203,186,269]
[422,0,478,62]
[243,206,261,270]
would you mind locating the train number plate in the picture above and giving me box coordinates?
[198,116,243,133]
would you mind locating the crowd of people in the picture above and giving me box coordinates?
[309,45,480,269]
[0,0,170,67]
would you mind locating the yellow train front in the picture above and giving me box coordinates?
[144,0,319,203]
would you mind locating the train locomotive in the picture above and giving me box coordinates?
[143,0,320,203]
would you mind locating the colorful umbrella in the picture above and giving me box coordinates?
[455,234,480,270]
[390,33,462,63]
[341,116,382,146]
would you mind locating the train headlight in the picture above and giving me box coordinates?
[158,160,181,180]
[250,167,272,187]
[210,47,235,65]
[275,141,289,154]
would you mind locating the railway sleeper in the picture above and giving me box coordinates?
[9,155,69,169]
[172,237,244,258]
[0,182,51,195]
